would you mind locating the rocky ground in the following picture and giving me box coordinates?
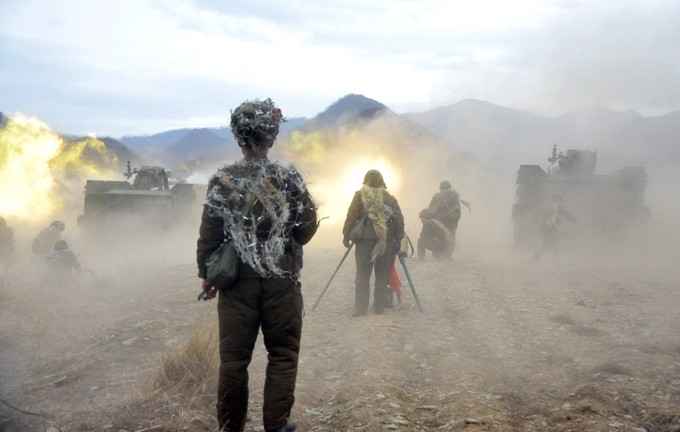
[1,239,680,432]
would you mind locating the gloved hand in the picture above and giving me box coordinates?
[393,237,403,253]
[343,235,351,248]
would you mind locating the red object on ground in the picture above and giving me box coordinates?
[389,264,402,295]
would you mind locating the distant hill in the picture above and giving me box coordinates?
[119,117,307,174]
[274,93,476,223]
[402,99,545,167]
[402,99,680,172]
[302,94,387,130]
[9,95,678,182]
[111,94,680,184]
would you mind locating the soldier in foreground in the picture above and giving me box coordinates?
[342,170,404,316]
[196,99,318,432]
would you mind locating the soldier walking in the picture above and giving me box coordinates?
[427,180,470,256]
[531,193,577,262]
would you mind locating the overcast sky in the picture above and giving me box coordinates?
[1,0,679,138]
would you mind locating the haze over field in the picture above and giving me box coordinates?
[2,1,680,431]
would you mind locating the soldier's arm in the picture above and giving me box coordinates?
[291,190,318,246]
[391,197,405,241]
[196,206,225,279]
[342,192,363,237]
[285,168,318,246]
[427,193,438,212]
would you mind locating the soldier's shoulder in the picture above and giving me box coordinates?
[384,190,401,204]
[210,162,246,184]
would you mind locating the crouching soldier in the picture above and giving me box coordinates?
[32,220,65,256]
[428,181,471,255]
[46,240,83,288]
[417,209,452,260]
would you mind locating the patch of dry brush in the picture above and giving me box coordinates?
[111,314,219,431]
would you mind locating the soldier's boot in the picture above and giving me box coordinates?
[385,290,394,308]
[266,420,297,432]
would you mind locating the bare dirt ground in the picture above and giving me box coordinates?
[1,236,680,432]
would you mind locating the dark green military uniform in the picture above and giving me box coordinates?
[197,153,317,432]
[46,240,81,288]
[342,171,404,316]
[428,181,468,255]
[32,221,65,256]
[417,217,449,260]
[428,189,462,231]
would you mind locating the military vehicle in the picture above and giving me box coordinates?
[77,162,203,240]
[512,145,650,248]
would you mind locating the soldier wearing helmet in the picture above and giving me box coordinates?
[32,220,66,256]
[196,98,318,432]
[342,169,404,316]
[427,181,471,256]
[417,208,450,260]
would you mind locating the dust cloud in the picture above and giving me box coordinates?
[2,110,680,431]
[273,111,516,257]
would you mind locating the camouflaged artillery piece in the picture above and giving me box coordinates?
[77,161,204,241]
[512,145,650,248]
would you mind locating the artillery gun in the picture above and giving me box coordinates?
[77,161,203,241]
[512,145,650,248]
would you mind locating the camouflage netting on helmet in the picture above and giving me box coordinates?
[204,158,314,278]
[360,185,392,262]
[230,98,284,149]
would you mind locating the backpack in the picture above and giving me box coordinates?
[433,192,461,228]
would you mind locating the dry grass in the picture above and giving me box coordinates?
[148,314,219,395]
[107,314,220,431]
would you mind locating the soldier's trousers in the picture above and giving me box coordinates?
[354,240,392,314]
[417,233,454,260]
[216,276,303,432]
[531,229,559,262]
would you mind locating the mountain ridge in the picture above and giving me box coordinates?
[4,96,678,176]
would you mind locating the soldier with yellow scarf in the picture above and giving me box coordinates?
[342,170,404,316]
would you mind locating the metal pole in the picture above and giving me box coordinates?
[396,252,423,313]
[312,242,354,311]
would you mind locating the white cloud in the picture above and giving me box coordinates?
[1,0,679,136]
